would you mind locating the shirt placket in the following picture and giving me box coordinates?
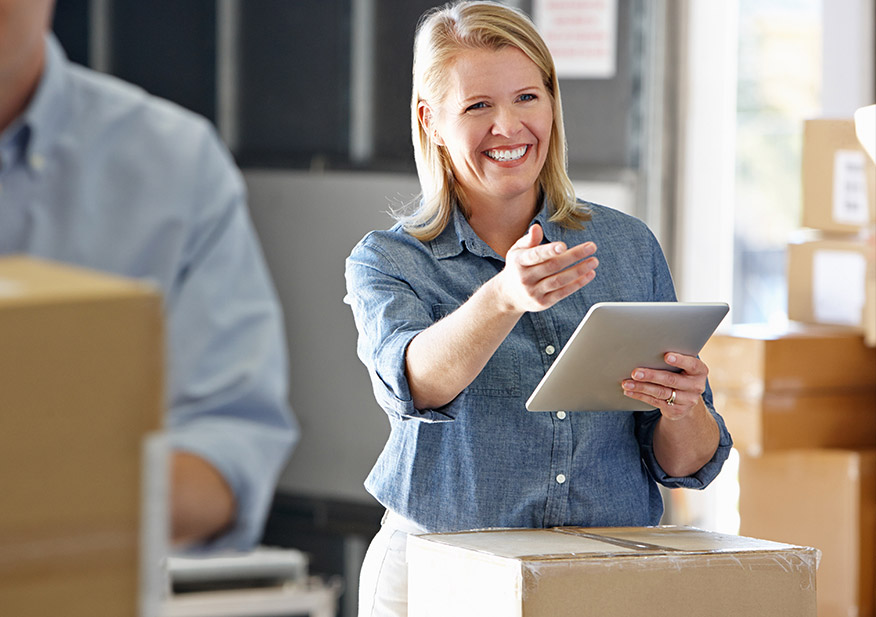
[0,136,31,253]
[527,309,573,527]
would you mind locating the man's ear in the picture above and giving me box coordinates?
[418,102,444,146]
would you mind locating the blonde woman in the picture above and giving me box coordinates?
[345,3,731,615]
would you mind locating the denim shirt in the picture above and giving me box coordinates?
[344,201,732,533]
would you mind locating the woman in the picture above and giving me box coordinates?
[344,2,732,615]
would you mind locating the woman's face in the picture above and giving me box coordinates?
[422,46,553,211]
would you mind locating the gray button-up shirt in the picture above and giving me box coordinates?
[345,201,732,533]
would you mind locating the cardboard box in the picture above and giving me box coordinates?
[787,237,875,332]
[700,323,876,394]
[712,389,876,455]
[802,118,876,233]
[740,450,876,617]
[701,324,876,452]
[408,526,818,617]
[0,257,164,617]
[867,267,876,346]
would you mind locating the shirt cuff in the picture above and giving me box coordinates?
[638,408,734,490]
[371,330,458,423]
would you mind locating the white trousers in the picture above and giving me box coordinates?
[358,510,428,617]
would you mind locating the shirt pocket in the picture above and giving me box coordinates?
[432,303,521,397]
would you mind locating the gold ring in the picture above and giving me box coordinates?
[665,390,676,406]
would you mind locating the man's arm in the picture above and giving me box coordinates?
[170,451,236,547]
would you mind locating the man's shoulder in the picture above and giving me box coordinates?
[64,63,213,142]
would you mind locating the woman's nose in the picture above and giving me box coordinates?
[491,105,522,136]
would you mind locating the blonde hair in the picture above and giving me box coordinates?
[398,0,589,241]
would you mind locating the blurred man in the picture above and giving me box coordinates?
[0,0,298,550]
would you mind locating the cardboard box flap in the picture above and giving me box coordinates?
[562,525,801,554]
[412,528,641,561]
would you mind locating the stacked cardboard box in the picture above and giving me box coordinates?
[739,450,875,617]
[701,323,876,617]
[700,323,876,455]
[408,526,818,617]
[0,257,164,617]
[789,116,876,346]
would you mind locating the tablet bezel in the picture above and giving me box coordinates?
[525,301,729,412]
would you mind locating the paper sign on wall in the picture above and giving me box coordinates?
[833,149,869,225]
[533,0,618,79]
[812,249,866,326]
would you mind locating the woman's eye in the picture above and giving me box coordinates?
[465,102,487,111]
[518,93,537,102]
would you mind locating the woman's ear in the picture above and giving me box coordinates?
[418,102,444,146]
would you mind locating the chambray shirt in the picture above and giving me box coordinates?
[345,202,732,533]
[0,36,298,550]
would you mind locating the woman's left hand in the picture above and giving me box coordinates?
[621,352,708,419]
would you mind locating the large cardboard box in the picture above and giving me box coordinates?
[0,257,164,617]
[740,450,876,617]
[787,236,875,333]
[408,526,818,617]
[802,117,876,233]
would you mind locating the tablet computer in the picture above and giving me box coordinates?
[525,301,729,412]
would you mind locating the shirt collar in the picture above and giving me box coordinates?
[2,33,69,174]
[428,197,557,260]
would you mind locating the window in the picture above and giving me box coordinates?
[733,0,822,324]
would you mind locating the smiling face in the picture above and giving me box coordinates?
[420,45,553,215]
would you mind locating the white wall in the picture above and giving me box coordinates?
[245,170,419,503]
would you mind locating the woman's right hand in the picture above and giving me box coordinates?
[497,223,599,315]
[405,224,598,410]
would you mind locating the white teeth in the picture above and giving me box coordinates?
[485,146,527,162]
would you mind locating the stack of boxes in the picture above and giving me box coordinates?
[789,115,876,345]
[701,324,876,617]
[700,111,876,617]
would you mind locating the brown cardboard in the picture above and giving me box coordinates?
[867,263,876,346]
[802,118,876,232]
[712,389,876,454]
[740,450,876,617]
[787,237,875,331]
[700,323,876,393]
[408,526,818,617]
[0,256,164,617]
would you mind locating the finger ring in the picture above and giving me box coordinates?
[665,390,676,406]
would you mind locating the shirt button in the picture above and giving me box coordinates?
[556,411,567,420]
[556,474,566,484]
[30,154,45,170]
[545,345,556,355]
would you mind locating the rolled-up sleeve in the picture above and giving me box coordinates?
[634,381,733,489]
[344,236,456,422]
